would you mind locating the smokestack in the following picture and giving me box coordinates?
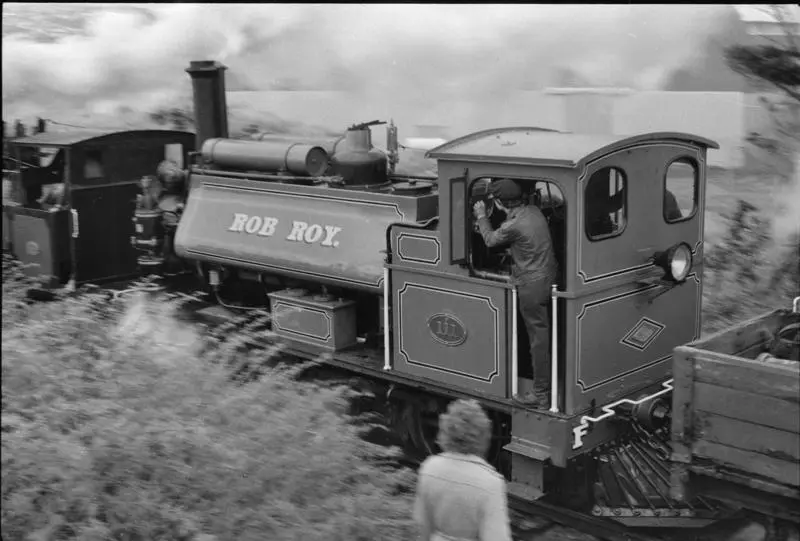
[186,60,229,150]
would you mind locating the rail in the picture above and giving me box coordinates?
[471,269,513,282]
[389,173,438,182]
[508,495,665,541]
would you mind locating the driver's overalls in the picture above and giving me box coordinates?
[476,204,558,404]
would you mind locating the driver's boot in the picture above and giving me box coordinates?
[515,380,551,409]
[531,382,551,410]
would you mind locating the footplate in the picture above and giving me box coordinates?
[592,424,728,527]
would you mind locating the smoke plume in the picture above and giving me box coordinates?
[3,3,729,127]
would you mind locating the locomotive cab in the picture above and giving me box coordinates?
[380,128,720,472]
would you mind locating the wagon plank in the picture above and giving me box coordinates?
[694,382,800,433]
[694,310,786,356]
[693,354,800,402]
[689,464,800,500]
[692,440,800,488]
[693,412,800,461]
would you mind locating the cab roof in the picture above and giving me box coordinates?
[8,129,192,148]
[426,127,720,169]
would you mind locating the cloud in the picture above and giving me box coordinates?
[2,3,729,124]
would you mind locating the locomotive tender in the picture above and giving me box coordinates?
[2,125,194,286]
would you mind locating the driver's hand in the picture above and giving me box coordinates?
[473,201,486,219]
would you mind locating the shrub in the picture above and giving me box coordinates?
[702,199,799,334]
[1,261,416,541]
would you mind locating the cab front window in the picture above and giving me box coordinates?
[664,158,698,223]
[585,166,627,241]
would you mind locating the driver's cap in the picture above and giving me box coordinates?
[488,178,522,202]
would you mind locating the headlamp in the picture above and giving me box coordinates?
[653,242,693,282]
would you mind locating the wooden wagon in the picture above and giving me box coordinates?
[670,303,800,537]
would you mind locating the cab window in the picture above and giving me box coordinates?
[3,147,66,208]
[585,166,626,241]
[83,149,105,180]
[164,143,184,168]
[664,159,697,223]
[37,147,61,167]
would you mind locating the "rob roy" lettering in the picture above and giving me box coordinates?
[227,213,343,248]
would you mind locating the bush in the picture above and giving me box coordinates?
[702,199,799,334]
[1,260,416,541]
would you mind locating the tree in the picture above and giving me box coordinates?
[725,5,800,180]
[149,107,195,131]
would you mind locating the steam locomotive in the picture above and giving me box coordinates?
[3,60,798,539]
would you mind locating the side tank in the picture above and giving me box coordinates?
[173,174,438,293]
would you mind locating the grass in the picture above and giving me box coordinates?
[1,260,417,541]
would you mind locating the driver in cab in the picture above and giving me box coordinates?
[473,179,557,408]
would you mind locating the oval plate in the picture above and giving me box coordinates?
[427,313,468,347]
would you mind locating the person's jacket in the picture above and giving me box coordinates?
[476,204,557,284]
[414,452,513,541]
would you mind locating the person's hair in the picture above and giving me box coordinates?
[436,399,492,456]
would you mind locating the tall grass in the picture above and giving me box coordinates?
[1,258,416,541]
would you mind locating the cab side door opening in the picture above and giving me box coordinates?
[467,176,567,385]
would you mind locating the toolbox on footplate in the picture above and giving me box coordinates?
[267,288,358,351]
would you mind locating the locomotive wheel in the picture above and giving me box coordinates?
[764,517,800,541]
[387,399,442,461]
[385,394,511,476]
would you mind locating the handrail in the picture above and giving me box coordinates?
[383,267,391,371]
[511,286,519,397]
[472,269,513,283]
[550,284,560,413]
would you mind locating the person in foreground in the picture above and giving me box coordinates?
[413,399,513,541]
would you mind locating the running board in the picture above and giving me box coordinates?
[592,425,727,528]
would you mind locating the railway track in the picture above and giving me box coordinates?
[509,497,663,541]
[54,278,767,541]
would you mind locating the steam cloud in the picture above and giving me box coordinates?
[3,3,729,126]
[3,4,796,239]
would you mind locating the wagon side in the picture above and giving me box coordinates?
[670,308,800,524]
